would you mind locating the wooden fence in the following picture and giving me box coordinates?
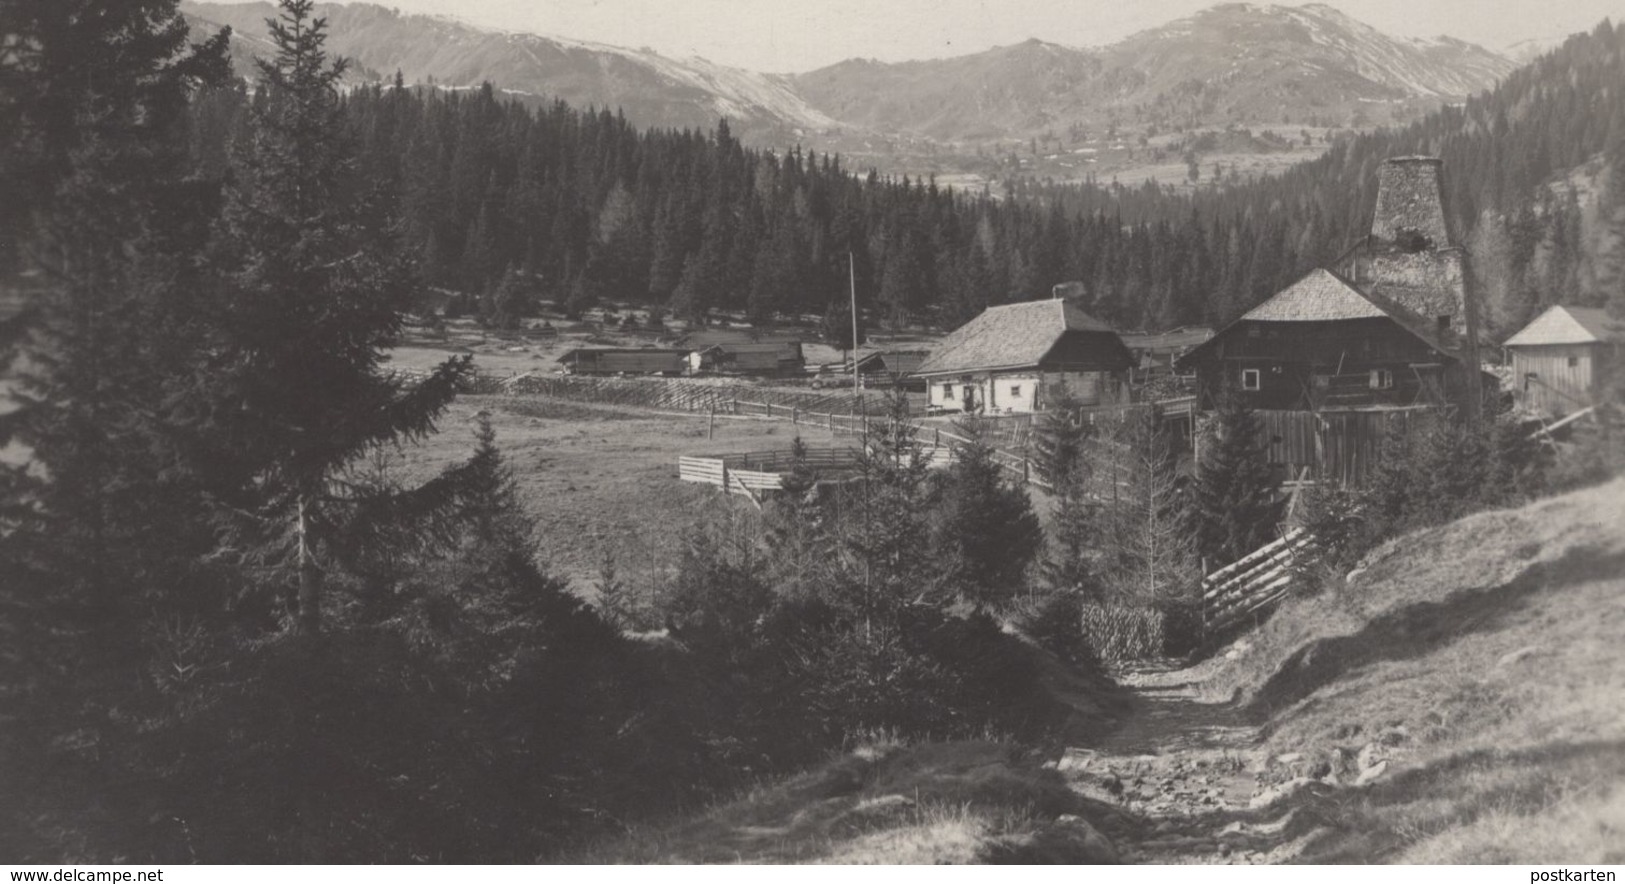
[678,447,876,504]
[1201,528,1314,637]
[401,369,1091,490]
[464,371,905,416]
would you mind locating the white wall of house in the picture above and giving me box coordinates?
[927,373,1043,413]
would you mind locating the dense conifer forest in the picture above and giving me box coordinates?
[151,19,1625,338]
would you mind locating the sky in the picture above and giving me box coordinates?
[221,0,1623,71]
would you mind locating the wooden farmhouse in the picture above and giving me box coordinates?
[913,299,1133,414]
[1177,268,1481,412]
[556,348,688,376]
[1175,156,1495,486]
[1504,305,1625,417]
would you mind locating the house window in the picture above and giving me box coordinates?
[1241,369,1261,391]
[1370,369,1394,390]
[1568,356,1580,368]
[1010,384,1023,398]
[942,384,955,400]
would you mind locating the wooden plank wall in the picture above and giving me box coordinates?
[1511,344,1595,417]
[1253,408,1441,486]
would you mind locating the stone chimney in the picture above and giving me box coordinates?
[1371,156,1452,248]
[1339,155,1483,419]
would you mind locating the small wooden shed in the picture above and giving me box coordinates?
[1504,305,1625,417]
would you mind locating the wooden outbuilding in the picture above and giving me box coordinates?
[688,341,804,376]
[1504,305,1625,417]
[556,348,688,376]
[913,299,1133,414]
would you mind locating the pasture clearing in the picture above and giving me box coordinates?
[388,393,846,593]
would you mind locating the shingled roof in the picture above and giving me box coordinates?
[1504,305,1625,347]
[914,299,1119,377]
[1239,269,1389,322]
[1178,267,1460,370]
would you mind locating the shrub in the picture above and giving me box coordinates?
[1077,604,1166,663]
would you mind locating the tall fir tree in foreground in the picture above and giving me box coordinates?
[0,0,229,659]
[203,0,470,635]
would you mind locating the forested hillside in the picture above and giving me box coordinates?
[163,18,1625,339]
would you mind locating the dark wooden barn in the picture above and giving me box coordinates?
[1178,269,1479,413]
[690,341,804,376]
[1176,269,1484,485]
[556,348,688,376]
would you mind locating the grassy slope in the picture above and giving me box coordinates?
[1204,477,1625,863]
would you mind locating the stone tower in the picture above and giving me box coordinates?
[1338,155,1484,417]
[1340,156,1474,339]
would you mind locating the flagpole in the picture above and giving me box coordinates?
[849,251,860,401]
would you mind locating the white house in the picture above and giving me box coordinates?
[913,299,1134,414]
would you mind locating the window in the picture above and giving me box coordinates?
[1010,384,1023,398]
[1241,369,1261,391]
[1370,369,1394,390]
[1568,356,1580,368]
[942,384,955,400]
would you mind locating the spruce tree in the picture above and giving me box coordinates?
[202,0,471,635]
[931,430,1043,609]
[1190,392,1280,568]
[1031,393,1101,595]
[0,0,229,635]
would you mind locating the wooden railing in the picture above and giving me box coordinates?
[1201,528,1314,637]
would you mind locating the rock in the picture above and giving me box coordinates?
[1249,777,1314,809]
[1273,752,1304,765]
[1219,821,1246,836]
[1072,771,1125,803]
[1497,645,1543,667]
[1056,747,1097,773]
[1355,759,1389,785]
[1356,742,1385,772]
[1377,725,1410,746]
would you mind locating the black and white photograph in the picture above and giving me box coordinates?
[2,0,1624,867]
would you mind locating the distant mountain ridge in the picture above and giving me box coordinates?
[792,3,1517,139]
[180,1,836,139]
[182,1,1517,144]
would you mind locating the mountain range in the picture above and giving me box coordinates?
[181,1,1521,147]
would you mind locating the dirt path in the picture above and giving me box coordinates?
[1051,661,1322,865]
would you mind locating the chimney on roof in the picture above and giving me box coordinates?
[1052,280,1086,301]
[1371,156,1452,248]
